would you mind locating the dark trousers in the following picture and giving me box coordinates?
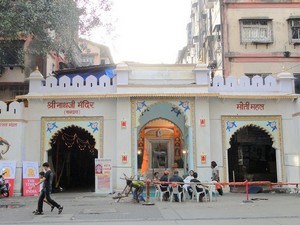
[38,188,60,212]
[133,186,144,201]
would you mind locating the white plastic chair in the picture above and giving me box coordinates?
[190,183,208,203]
[208,183,219,202]
[154,184,169,202]
[170,184,184,202]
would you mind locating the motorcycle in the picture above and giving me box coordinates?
[0,171,9,198]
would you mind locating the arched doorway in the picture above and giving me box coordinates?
[137,118,185,177]
[48,125,98,192]
[228,125,277,182]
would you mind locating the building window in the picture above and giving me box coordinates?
[289,19,300,43]
[81,56,94,66]
[294,74,300,94]
[240,19,273,44]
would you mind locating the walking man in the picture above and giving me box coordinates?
[33,162,63,215]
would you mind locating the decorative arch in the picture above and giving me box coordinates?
[229,124,275,147]
[227,124,277,182]
[139,117,184,136]
[131,98,195,176]
[41,116,103,164]
[222,116,284,182]
[49,125,97,154]
[41,117,103,191]
[133,99,192,129]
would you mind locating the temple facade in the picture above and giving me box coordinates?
[0,62,299,194]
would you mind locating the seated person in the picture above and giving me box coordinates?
[159,170,170,201]
[187,172,208,201]
[183,170,194,192]
[127,179,145,203]
[169,170,184,202]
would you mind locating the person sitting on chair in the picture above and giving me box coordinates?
[159,170,170,201]
[127,179,145,203]
[187,172,208,202]
[169,170,184,202]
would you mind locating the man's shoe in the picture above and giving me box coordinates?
[51,206,55,212]
[58,206,63,214]
[34,211,43,215]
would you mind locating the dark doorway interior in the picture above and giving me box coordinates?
[48,125,98,192]
[228,125,277,183]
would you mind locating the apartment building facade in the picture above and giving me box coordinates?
[180,0,300,87]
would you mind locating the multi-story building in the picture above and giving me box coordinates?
[180,0,300,87]
[79,38,114,66]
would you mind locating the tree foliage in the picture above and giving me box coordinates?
[0,0,112,60]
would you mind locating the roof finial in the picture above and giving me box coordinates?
[282,65,286,72]
[34,66,39,72]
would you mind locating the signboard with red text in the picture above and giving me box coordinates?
[22,161,39,196]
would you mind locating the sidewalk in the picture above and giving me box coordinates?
[0,191,299,225]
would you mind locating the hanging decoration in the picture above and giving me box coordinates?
[61,132,96,154]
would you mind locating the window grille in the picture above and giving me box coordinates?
[240,19,273,44]
[290,19,300,43]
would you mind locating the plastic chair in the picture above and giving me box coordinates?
[170,184,184,202]
[208,183,219,202]
[190,183,208,203]
[154,184,169,202]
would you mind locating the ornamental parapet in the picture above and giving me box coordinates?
[0,101,25,119]
[28,70,116,94]
[209,74,295,93]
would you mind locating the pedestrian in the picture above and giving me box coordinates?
[32,162,63,215]
[211,161,223,195]
[32,171,54,214]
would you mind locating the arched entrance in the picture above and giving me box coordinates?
[133,99,194,177]
[228,125,277,182]
[137,118,185,177]
[48,125,98,191]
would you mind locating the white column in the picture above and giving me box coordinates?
[276,149,283,182]
[133,127,138,177]
[188,126,194,170]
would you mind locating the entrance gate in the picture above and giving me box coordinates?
[228,125,277,182]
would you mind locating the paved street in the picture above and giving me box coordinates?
[0,191,299,225]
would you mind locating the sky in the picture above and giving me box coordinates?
[89,0,191,64]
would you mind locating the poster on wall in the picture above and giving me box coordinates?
[95,158,112,194]
[0,160,17,197]
[22,161,39,196]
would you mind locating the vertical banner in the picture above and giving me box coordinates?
[95,158,112,194]
[0,161,17,197]
[22,161,39,196]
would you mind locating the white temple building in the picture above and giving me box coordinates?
[0,62,300,194]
